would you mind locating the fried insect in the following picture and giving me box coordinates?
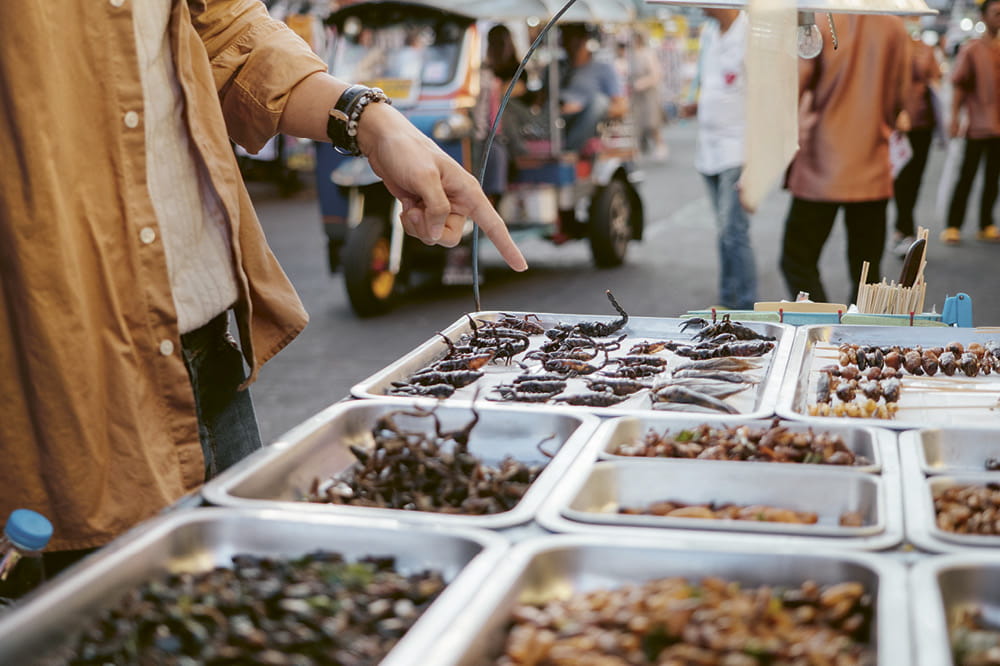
[542,358,603,375]
[387,382,456,399]
[405,369,483,388]
[584,376,649,396]
[672,356,762,372]
[661,378,750,400]
[685,313,777,342]
[600,363,666,379]
[570,290,629,337]
[650,385,739,414]
[493,313,546,335]
[673,340,775,359]
[672,369,759,384]
[554,391,628,407]
[431,351,495,372]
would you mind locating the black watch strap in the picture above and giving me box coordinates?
[326,84,370,155]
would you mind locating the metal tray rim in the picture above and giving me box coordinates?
[557,457,887,538]
[593,413,892,474]
[201,398,601,529]
[432,533,910,666]
[899,427,1000,476]
[0,508,509,666]
[775,324,1000,431]
[350,312,796,420]
[909,552,1000,666]
[537,419,905,551]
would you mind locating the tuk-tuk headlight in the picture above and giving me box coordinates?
[432,114,473,141]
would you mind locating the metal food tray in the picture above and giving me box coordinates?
[430,535,910,666]
[351,312,795,419]
[594,413,894,474]
[538,427,904,550]
[902,466,1000,553]
[911,553,1000,666]
[0,508,507,666]
[776,324,1000,430]
[899,427,1000,475]
[201,399,599,530]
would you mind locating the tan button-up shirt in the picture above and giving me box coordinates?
[0,0,326,550]
[952,36,1000,139]
[788,15,910,202]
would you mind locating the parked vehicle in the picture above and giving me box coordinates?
[316,0,645,316]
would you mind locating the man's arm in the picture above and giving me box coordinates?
[280,72,527,272]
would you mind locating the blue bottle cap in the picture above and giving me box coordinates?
[4,509,53,552]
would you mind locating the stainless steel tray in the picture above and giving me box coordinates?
[911,553,1000,666]
[0,508,507,666]
[432,535,910,666]
[902,466,1000,552]
[201,399,599,530]
[538,428,904,550]
[594,413,893,474]
[351,312,795,419]
[900,427,1000,475]
[776,324,1000,430]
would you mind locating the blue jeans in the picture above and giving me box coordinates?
[563,93,609,152]
[703,167,757,310]
[180,312,262,481]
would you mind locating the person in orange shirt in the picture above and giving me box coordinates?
[780,15,910,303]
[941,0,1000,244]
[891,22,942,256]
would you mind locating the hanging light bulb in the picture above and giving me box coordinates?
[796,12,824,58]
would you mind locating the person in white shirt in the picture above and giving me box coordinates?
[685,9,756,310]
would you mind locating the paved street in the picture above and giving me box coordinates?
[249,121,1000,443]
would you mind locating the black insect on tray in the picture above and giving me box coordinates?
[304,403,548,515]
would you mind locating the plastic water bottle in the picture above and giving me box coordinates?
[0,509,53,605]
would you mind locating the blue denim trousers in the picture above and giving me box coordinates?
[702,167,757,310]
[180,312,262,481]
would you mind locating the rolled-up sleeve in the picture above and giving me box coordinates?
[187,0,327,152]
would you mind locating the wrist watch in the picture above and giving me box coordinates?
[326,84,392,156]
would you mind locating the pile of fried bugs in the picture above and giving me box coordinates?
[498,576,875,665]
[809,340,1000,420]
[386,295,775,414]
[951,602,1000,665]
[611,418,870,466]
[54,552,445,666]
[618,500,864,527]
[303,404,548,514]
[934,483,1000,535]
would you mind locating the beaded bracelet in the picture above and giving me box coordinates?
[326,85,392,156]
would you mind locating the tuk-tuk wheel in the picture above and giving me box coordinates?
[343,216,396,317]
[588,178,631,267]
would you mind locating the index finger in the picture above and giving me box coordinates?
[469,198,528,272]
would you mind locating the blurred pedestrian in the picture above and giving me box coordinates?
[781,15,910,303]
[474,24,529,208]
[940,0,1000,245]
[892,19,942,256]
[629,31,669,160]
[688,8,756,310]
[559,23,627,152]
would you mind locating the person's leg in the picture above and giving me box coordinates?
[894,128,933,239]
[979,137,1000,232]
[181,312,263,481]
[715,166,757,310]
[947,138,985,231]
[780,198,838,302]
[843,199,889,303]
[563,93,609,152]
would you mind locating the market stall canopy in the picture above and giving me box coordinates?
[646,0,935,14]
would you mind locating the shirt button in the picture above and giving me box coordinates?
[109,0,125,7]
[139,227,156,244]
[159,340,175,356]
[123,111,140,129]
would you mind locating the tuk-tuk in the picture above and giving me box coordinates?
[316,0,645,316]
